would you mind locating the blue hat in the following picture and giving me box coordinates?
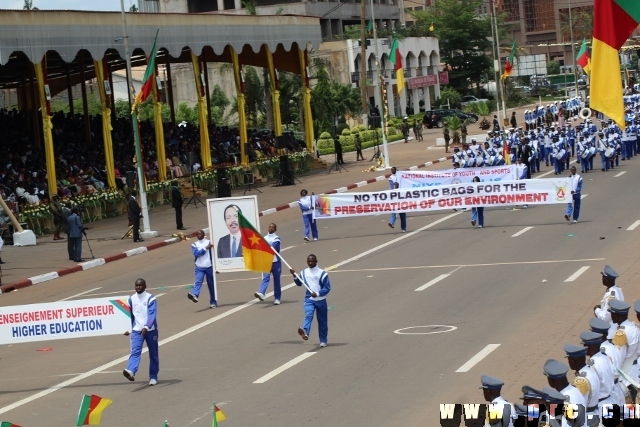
[608,299,630,314]
[542,387,568,404]
[563,344,587,357]
[514,403,528,416]
[590,318,610,334]
[480,375,504,389]
[635,299,640,313]
[543,359,569,379]
[520,385,546,400]
[601,265,619,279]
[580,331,604,345]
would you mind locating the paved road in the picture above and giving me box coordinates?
[1,157,639,426]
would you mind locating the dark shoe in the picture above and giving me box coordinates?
[388,223,394,228]
[564,215,570,221]
[187,293,198,303]
[0,259,4,264]
[123,369,135,381]
[298,327,309,341]
[471,220,476,226]
[69,258,74,261]
[74,259,82,262]
[177,227,186,230]
[134,239,145,242]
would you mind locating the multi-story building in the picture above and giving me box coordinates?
[151,0,401,40]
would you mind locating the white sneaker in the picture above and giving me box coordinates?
[149,379,157,386]
[313,238,318,241]
[303,236,310,241]
[254,292,265,301]
[274,299,281,305]
[478,225,483,228]
[210,304,217,308]
[319,342,327,348]
[573,220,578,223]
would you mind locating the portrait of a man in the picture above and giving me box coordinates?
[216,204,243,259]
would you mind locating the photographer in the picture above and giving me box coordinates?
[67,207,84,262]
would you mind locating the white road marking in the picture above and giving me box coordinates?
[580,194,588,199]
[394,325,457,335]
[511,226,533,237]
[281,246,295,252]
[615,171,626,177]
[415,274,450,291]
[155,293,166,298]
[253,352,316,384]
[57,287,102,302]
[564,266,590,282]
[0,211,464,414]
[455,344,501,373]
[332,258,605,273]
[535,170,554,179]
[627,220,640,231]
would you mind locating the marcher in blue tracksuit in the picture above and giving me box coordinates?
[123,278,159,385]
[187,229,217,308]
[564,166,583,224]
[254,223,282,305]
[291,254,331,348]
[298,189,318,241]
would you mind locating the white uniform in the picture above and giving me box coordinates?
[560,384,587,427]
[595,286,624,323]
[483,395,516,427]
[620,320,640,374]
[577,366,601,419]
[589,351,616,412]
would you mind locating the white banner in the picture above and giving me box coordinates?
[314,178,572,219]
[0,297,132,345]
[397,165,517,188]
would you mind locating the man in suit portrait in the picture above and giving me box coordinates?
[217,204,243,259]
[129,189,143,243]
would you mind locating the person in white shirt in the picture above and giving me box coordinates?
[594,265,624,324]
[564,166,583,224]
[298,189,318,241]
[188,230,217,308]
[479,375,516,427]
[254,223,282,305]
[290,254,331,348]
[123,278,159,386]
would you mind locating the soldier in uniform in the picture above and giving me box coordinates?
[590,318,625,407]
[543,359,587,426]
[594,265,624,324]
[564,344,600,426]
[579,330,616,417]
[609,300,639,402]
[49,194,65,241]
[480,375,516,427]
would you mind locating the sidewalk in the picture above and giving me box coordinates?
[0,138,453,293]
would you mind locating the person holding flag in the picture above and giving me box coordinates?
[188,229,217,308]
[290,254,332,348]
[253,223,282,305]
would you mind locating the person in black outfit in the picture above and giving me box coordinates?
[521,138,532,179]
[129,190,143,242]
[492,115,500,132]
[510,111,517,128]
[334,137,344,164]
[171,180,186,230]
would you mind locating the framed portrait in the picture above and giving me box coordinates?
[207,195,260,273]
[104,80,112,95]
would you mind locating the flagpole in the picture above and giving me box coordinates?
[490,0,507,126]
[271,248,313,294]
[369,1,391,169]
[212,402,218,427]
[120,0,157,238]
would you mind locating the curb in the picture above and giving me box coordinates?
[0,155,452,294]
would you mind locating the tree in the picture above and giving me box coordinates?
[210,84,230,124]
[437,86,462,108]
[243,66,265,126]
[547,60,561,75]
[129,4,138,12]
[278,71,301,127]
[23,0,38,10]
[410,0,497,95]
[241,0,257,15]
[310,62,361,136]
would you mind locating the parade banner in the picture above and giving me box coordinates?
[0,297,131,345]
[314,178,571,218]
[397,165,517,188]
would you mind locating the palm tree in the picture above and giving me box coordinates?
[443,116,462,145]
[467,101,491,130]
[23,0,38,10]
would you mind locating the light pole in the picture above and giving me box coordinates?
[568,0,579,97]
[369,0,390,169]
[119,0,157,238]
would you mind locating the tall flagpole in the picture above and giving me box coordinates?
[491,0,507,126]
[369,1,391,169]
[120,0,157,238]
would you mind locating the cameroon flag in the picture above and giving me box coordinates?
[575,39,591,75]
[237,210,276,273]
[212,404,226,426]
[389,38,404,94]
[591,0,640,128]
[501,42,516,80]
[76,394,113,426]
[1,422,21,427]
[366,20,373,36]
[131,29,159,112]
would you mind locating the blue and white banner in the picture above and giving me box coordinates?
[397,165,517,188]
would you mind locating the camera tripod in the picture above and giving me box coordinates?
[328,151,348,174]
[370,130,381,162]
[183,175,205,208]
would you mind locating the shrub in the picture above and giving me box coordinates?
[358,124,366,132]
[341,128,352,136]
[319,131,332,139]
[387,126,397,136]
[337,122,350,135]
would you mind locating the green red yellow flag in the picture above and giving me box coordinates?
[575,39,591,75]
[501,42,517,80]
[389,38,404,94]
[237,210,276,273]
[366,20,373,36]
[76,394,113,426]
[131,29,159,112]
[1,422,21,427]
[212,404,226,427]
[591,0,640,127]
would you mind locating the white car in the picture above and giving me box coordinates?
[460,95,489,107]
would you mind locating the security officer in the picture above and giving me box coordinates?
[520,385,548,426]
[609,299,639,398]
[480,375,516,427]
[589,318,625,407]
[543,359,587,426]
[580,330,616,416]
[594,265,624,324]
[542,386,585,427]
[564,344,600,426]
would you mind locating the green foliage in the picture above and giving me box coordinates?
[344,25,363,40]
[387,126,397,136]
[176,102,199,124]
[317,134,335,150]
[319,131,332,139]
[278,71,302,127]
[114,99,130,119]
[243,66,266,126]
[358,124,366,131]
[436,86,462,108]
[466,100,490,118]
[311,61,362,135]
[547,60,561,75]
[341,128,352,136]
[241,0,257,14]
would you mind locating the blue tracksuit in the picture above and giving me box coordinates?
[191,241,216,305]
[258,233,282,300]
[294,267,331,344]
[127,292,159,380]
[565,173,583,221]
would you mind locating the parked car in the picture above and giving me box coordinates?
[422,109,478,128]
[460,95,489,107]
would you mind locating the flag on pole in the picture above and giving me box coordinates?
[163,422,170,427]
[503,133,510,165]
[501,42,517,80]
[389,38,405,94]
[237,209,276,273]
[366,20,373,36]
[131,28,160,112]
[575,39,591,75]
[591,0,640,128]
[1,422,21,427]
[429,22,434,31]
[212,403,226,427]
[76,394,113,426]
